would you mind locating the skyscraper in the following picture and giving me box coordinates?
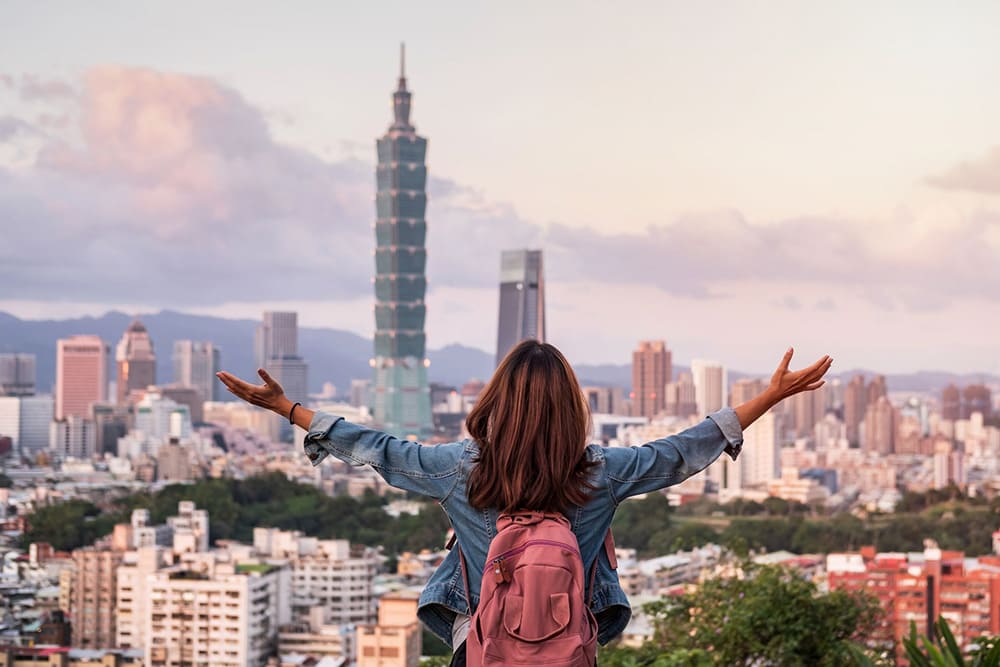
[941,384,961,421]
[495,249,546,366]
[255,312,309,441]
[664,372,697,418]
[631,341,672,419]
[843,374,867,446]
[0,353,36,396]
[691,359,727,417]
[172,340,222,402]
[56,335,108,420]
[115,319,156,405]
[371,45,432,439]
[255,312,298,369]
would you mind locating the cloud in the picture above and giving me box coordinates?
[17,74,76,102]
[0,116,38,142]
[1,65,998,315]
[927,146,1000,194]
[1,66,374,305]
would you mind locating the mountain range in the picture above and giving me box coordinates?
[0,310,994,398]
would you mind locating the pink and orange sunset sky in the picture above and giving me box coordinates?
[1,1,999,374]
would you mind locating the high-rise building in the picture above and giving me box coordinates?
[495,249,546,366]
[729,378,766,408]
[91,403,129,456]
[862,396,898,455]
[371,45,433,439]
[664,372,698,418]
[115,319,157,405]
[173,340,222,402]
[828,546,1000,665]
[255,312,298,368]
[253,528,378,625]
[0,353,36,396]
[843,375,867,446]
[49,415,97,460]
[866,374,888,407]
[0,394,53,458]
[65,545,125,648]
[962,384,993,419]
[743,410,782,486]
[269,355,309,441]
[56,335,108,420]
[255,312,309,441]
[350,379,372,409]
[941,384,961,421]
[789,383,828,439]
[631,341,672,419]
[145,564,286,667]
[582,386,627,415]
[691,360,727,417]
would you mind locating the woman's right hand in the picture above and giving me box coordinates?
[767,348,833,403]
[216,368,290,415]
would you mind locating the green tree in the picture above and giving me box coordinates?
[612,494,674,556]
[634,561,880,666]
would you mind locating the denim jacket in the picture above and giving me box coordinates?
[303,408,743,647]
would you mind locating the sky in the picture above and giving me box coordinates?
[1,1,999,375]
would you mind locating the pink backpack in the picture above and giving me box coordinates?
[455,511,616,667]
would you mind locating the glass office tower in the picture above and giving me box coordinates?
[371,46,433,439]
[495,249,546,367]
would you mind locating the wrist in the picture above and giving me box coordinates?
[272,396,294,417]
[763,385,783,407]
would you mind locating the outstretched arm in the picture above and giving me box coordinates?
[734,348,832,429]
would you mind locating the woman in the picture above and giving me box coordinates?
[218,342,831,665]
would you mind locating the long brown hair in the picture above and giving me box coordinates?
[466,339,596,512]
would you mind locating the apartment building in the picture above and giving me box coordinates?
[356,592,421,667]
[253,528,378,624]
[828,545,1000,664]
[144,563,288,667]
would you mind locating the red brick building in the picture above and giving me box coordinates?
[827,545,1000,664]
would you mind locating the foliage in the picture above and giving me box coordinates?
[23,499,119,551]
[23,473,451,554]
[619,561,880,667]
[849,618,1000,667]
[418,657,451,667]
[422,627,451,656]
[598,644,712,666]
[903,618,1000,667]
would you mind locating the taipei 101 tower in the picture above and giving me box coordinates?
[371,45,433,439]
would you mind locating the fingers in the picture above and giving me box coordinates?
[778,347,794,373]
[258,368,276,386]
[804,380,825,391]
[216,371,259,403]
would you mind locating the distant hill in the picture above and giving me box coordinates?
[0,310,995,397]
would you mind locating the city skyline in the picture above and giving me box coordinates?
[2,4,1000,374]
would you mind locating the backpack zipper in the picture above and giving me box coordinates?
[490,539,580,584]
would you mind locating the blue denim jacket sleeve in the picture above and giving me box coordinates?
[302,412,464,500]
[603,407,744,503]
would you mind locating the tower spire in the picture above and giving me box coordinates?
[392,44,412,129]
